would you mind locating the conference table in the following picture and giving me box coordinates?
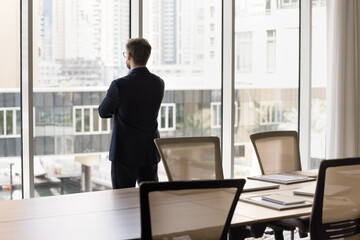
[0,179,316,239]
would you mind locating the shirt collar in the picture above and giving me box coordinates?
[128,66,147,74]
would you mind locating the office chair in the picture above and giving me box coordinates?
[250,130,302,175]
[310,157,360,240]
[154,136,223,181]
[139,179,245,240]
[250,130,309,240]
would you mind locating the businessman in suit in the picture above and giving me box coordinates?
[98,38,164,189]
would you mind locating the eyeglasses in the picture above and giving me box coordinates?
[122,51,128,58]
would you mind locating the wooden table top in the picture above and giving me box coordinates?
[0,180,316,240]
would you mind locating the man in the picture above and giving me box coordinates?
[98,38,164,189]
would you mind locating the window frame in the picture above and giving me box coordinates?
[73,105,111,135]
[16,0,314,198]
[158,103,176,132]
[0,107,21,138]
[236,31,253,73]
[259,101,283,126]
[211,102,238,129]
[266,29,277,73]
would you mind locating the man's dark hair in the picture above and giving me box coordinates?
[126,38,152,66]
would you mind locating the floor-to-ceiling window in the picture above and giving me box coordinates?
[0,0,328,199]
[0,1,22,201]
[30,0,129,197]
[233,0,300,177]
[143,0,222,181]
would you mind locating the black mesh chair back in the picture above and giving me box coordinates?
[310,157,360,240]
[154,137,223,181]
[140,179,245,240]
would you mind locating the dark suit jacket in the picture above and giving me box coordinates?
[98,67,164,166]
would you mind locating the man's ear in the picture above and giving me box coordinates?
[127,53,132,61]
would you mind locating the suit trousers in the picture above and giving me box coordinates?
[111,161,159,189]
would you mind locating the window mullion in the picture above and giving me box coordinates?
[221,0,235,178]
[299,0,312,170]
[21,0,35,198]
[130,0,142,38]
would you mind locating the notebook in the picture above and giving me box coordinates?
[261,194,305,205]
[248,173,316,184]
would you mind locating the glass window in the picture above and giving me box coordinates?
[75,109,82,133]
[0,108,21,138]
[16,110,21,135]
[260,101,282,125]
[211,102,221,128]
[93,108,99,132]
[236,31,253,73]
[33,0,130,196]
[2,0,325,199]
[267,30,276,73]
[0,1,22,201]
[101,118,108,132]
[234,0,299,177]
[280,0,299,8]
[6,111,14,135]
[211,102,238,129]
[311,0,327,168]
[158,104,176,131]
[73,106,110,134]
[84,109,90,132]
[143,0,222,180]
